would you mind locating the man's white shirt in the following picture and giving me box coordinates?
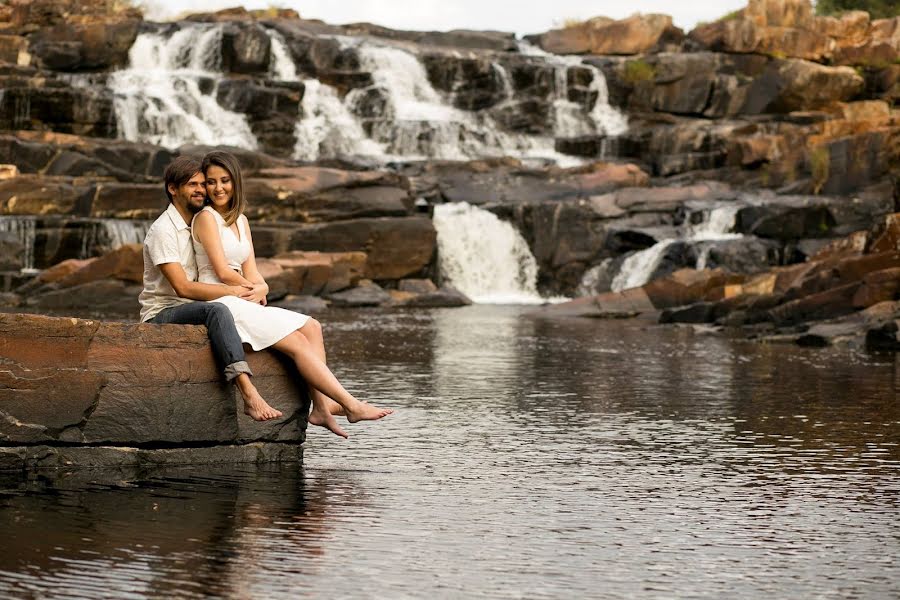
[138,203,198,322]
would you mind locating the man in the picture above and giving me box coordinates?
[139,155,282,421]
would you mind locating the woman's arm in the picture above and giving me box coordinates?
[159,262,253,301]
[239,217,269,305]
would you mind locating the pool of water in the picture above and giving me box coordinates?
[1,306,898,598]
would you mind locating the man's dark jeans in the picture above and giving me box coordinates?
[149,301,251,381]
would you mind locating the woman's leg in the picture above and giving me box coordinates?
[272,330,392,438]
[298,319,345,417]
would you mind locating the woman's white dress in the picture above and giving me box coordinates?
[192,206,309,350]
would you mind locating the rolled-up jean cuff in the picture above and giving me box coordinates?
[225,361,253,381]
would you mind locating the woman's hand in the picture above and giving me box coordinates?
[228,284,255,300]
[245,282,269,305]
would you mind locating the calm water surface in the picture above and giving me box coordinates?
[1,306,898,598]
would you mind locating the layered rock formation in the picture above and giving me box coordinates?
[543,210,900,350]
[0,0,897,333]
[0,312,307,470]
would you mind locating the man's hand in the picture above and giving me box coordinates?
[228,284,255,300]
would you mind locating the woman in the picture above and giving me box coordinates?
[192,150,392,437]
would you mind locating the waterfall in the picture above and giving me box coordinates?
[433,202,545,304]
[610,204,744,292]
[610,239,677,292]
[109,24,258,149]
[268,30,297,81]
[294,79,385,161]
[0,216,36,272]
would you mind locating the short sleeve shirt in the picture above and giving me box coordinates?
[138,203,198,322]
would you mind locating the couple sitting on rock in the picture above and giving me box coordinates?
[138,152,392,438]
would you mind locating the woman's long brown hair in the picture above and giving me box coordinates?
[201,150,245,226]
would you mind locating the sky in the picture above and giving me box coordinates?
[141,0,751,36]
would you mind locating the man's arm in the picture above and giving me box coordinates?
[159,262,253,301]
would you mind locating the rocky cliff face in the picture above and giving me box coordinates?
[0,0,897,317]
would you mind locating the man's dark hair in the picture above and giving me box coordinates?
[163,156,202,203]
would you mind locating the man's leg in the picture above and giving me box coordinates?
[150,302,282,421]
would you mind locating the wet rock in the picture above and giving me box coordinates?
[394,285,472,308]
[271,294,329,315]
[0,78,117,138]
[421,53,506,111]
[325,281,391,307]
[216,78,303,157]
[220,21,271,74]
[692,237,782,274]
[397,278,438,294]
[243,166,411,222]
[0,231,22,270]
[266,251,366,296]
[24,279,141,316]
[866,319,900,351]
[27,18,139,71]
[659,301,718,324]
[288,217,436,280]
[0,312,308,451]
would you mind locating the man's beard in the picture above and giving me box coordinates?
[187,195,206,213]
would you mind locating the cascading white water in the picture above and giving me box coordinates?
[610,239,678,292]
[609,204,744,292]
[294,79,385,160]
[109,25,257,149]
[433,202,545,304]
[0,216,36,272]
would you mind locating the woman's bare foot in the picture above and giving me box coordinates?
[324,397,346,416]
[346,402,393,423]
[309,406,349,438]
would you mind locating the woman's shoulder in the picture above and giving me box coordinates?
[192,206,222,225]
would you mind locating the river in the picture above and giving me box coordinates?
[1,305,898,598]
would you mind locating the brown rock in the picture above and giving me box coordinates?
[288,217,436,280]
[867,213,900,253]
[57,243,143,287]
[0,34,28,65]
[91,183,166,219]
[573,163,650,191]
[397,278,438,294]
[0,175,93,215]
[769,281,862,325]
[0,312,307,447]
[268,251,367,295]
[643,268,744,309]
[28,18,139,71]
[815,11,870,47]
[745,0,813,28]
[852,268,900,308]
[535,14,682,55]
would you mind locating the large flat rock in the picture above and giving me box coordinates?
[0,313,308,469]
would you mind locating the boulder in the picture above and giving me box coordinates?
[220,22,271,74]
[393,285,472,308]
[0,312,307,466]
[0,79,117,138]
[288,217,437,280]
[54,243,143,287]
[27,18,139,71]
[0,230,22,270]
[421,53,507,111]
[267,251,366,296]
[743,59,864,114]
[24,278,141,316]
[532,14,683,55]
[325,280,391,307]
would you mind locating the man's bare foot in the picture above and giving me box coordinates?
[309,406,349,438]
[236,383,283,422]
[346,402,393,423]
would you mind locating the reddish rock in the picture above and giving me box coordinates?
[852,268,900,308]
[57,243,144,287]
[268,251,367,295]
[643,268,743,309]
[867,213,900,253]
[534,14,682,55]
[0,312,307,448]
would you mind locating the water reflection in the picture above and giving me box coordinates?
[1,306,898,598]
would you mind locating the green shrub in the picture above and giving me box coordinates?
[809,146,831,195]
[815,0,899,19]
[623,60,656,84]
